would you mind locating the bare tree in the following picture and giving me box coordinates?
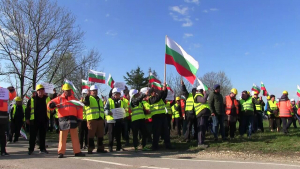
[167,72,192,97]
[0,0,83,98]
[199,71,232,97]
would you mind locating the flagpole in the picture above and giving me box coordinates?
[164,35,167,84]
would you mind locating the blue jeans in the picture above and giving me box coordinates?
[212,115,225,139]
[240,115,254,136]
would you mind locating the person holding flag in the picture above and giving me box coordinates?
[48,84,85,158]
[290,99,298,128]
[252,91,265,133]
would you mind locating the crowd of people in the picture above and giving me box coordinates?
[0,81,299,158]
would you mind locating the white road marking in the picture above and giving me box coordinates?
[140,166,170,169]
[81,158,133,167]
[161,158,300,168]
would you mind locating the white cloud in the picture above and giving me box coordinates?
[106,14,110,17]
[182,18,193,27]
[210,8,218,11]
[245,52,250,55]
[183,33,193,38]
[202,10,208,13]
[169,6,189,15]
[169,9,193,27]
[106,30,117,36]
[184,0,200,5]
[193,43,201,48]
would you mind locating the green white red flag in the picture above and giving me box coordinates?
[107,74,115,88]
[297,85,300,97]
[260,82,268,96]
[149,72,161,84]
[166,84,173,93]
[64,79,77,92]
[20,127,27,139]
[197,78,209,91]
[251,83,261,94]
[89,70,105,84]
[151,82,162,90]
[68,100,85,107]
[165,36,199,85]
[82,80,90,90]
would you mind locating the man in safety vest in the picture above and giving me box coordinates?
[278,91,293,134]
[148,83,172,150]
[0,87,9,156]
[181,80,197,142]
[25,84,50,155]
[290,99,299,128]
[252,91,265,133]
[121,91,130,146]
[224,88,239,139]
[165,100,173,132]
[141,87,152,143]
[171,97,183,137]
[239,90,256,138]
[267,95,280,131]
[48,84,85,158]
[130,89,150,151]
[104,88,126,152]
[208,84,226,141]
[79,89,88,149]
[194,86,210,148]
[82,85,107,154]
[9,97,26,143]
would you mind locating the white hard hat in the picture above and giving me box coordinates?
[90,85,98,91]
[196,85,203,91]
[129,89,138,98]
[82,89,88,94]
[291,98,295,102]
[140,87,150,94]
[112,88,122,94]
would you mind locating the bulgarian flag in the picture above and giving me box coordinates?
[25,94,30,99]
[197,78,209,91]
[297,85,300,97]
[20,127,27,140]
[107,74,115,88]
[89,70,105,84]
[251,83,261,94]
[166,84,173,92]
[151,82,163,90]
[68,100,85,107]
[165,36,199,84]
[149,72,161,84]
[82,80,90,90]
[261,82,268,96]
[64,79,78,92]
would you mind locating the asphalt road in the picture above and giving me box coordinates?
[1,140,300,169]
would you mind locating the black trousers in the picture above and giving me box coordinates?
[225,115,237,138]
[282,117,293,134]
[145,122,152,142]
[175,118,182,136]
[9,120,23,142]
[29,123,47,151]
[291,115,297,128]
[167,115,172,131]
[0,123,7,153]
[183,114,197,141]
[108,119,123,150]
[79,120,88,148]
[132,119,147,148]
[122,118,129,142]
[197,116,209,145]
[253,111,264,132]
[49,113,54,132]
[152,114,170,149]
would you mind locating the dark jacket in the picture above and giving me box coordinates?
[131,93,146,108]
[253,97,265,112]
[25,95,49,125]
[195,93,210,117]
[208,92,224,116]
[148,89,168,118]
[10,105,24,122]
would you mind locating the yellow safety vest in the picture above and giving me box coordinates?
[240,97,254,111]
[131,102,145,122]
[85,96,104,121]
[254,98,262,111]
[150,99,166,116]
[193,93,210,116]
[30,97,50,120]
[54,108,58,118]
[80,99,86,120]
[185,93,194,112]
[165,101,172,115]
[171,103,180,118]
[106,98,124,121]
[123,98,129,117]
[142,101,152,120]
[267,100,279,117]
[12,104,26,121]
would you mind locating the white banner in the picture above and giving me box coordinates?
[114,82,126,90]
[111,108,125,119]
[165,91,175,101]
[0,88,9,100]
[41,82,55,94]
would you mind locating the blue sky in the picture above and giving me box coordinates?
[3,0,300,99]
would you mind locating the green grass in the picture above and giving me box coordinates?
[45,120,300,155]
